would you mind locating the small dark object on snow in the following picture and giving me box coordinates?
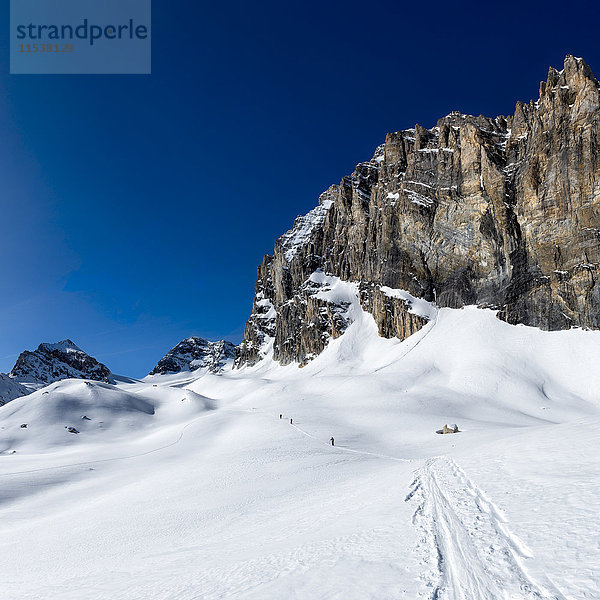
[330,437,335,446]
[85,382,92,387]
[153,384,157,387]
[279,414,282,419]
[42,391,49,395]
[20,423,27,429]
[81,415,91,420]
[66,426,80,434]
[290,418,293,425]
[436,424,460,435]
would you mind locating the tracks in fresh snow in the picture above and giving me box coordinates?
[407,456,569,600]
[289,421,411,463]
[373,305,439,373]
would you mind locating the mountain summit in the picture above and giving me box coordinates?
[236,55,600,367]
[9,339,113,387]
[150,337,235,375]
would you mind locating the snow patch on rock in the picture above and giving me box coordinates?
[278,197,334,263]
[379,286,437,319]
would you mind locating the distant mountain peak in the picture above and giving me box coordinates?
[9,340,113,387]
[150,337,235,375]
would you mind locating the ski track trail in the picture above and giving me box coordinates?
[406,456,570,600]
[248,407,411,464]
[374,306,439,373]
[290,421,411,463]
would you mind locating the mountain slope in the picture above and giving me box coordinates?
[0,374,27,406]
[237,55,600,367]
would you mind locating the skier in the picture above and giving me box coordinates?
[290,418,293,425]
[330,437,335,446]
[279,414,282,419]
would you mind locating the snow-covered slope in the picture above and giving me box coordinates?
[10,339,113,389]
[1,304,599,599]
[0,374,28,406]
[149,337,235,375]
[0,378,214,454]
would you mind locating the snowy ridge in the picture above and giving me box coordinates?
[278,196,334,263]
[39,340,84,354]
[380,285,437,319]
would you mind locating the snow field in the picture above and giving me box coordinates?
[1,306,599,598]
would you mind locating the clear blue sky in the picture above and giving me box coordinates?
[1,0,598,377]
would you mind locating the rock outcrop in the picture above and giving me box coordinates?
[236,56,600,367]
[150,338,235,375]
[10,340,113,387]
[0,373,28,405]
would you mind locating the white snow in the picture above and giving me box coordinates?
[405,189,435,207]
[255,297,277,321]
[1,305,600,599]
[307,270,359,309]
[380,285,437,319]
[40,340,83,353]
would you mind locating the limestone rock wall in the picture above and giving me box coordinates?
[236,56,600,367]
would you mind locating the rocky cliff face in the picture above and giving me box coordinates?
[10,340,113,386]
[150,338,235,375]
[236,56,600,367]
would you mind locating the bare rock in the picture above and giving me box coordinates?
[236,56,600,367]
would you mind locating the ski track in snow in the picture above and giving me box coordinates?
[374,305,439,373]
[289,421,411,463]
[287,412,570,600]
[406,456,570,600]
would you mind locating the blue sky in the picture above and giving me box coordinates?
[1,0,598,377]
